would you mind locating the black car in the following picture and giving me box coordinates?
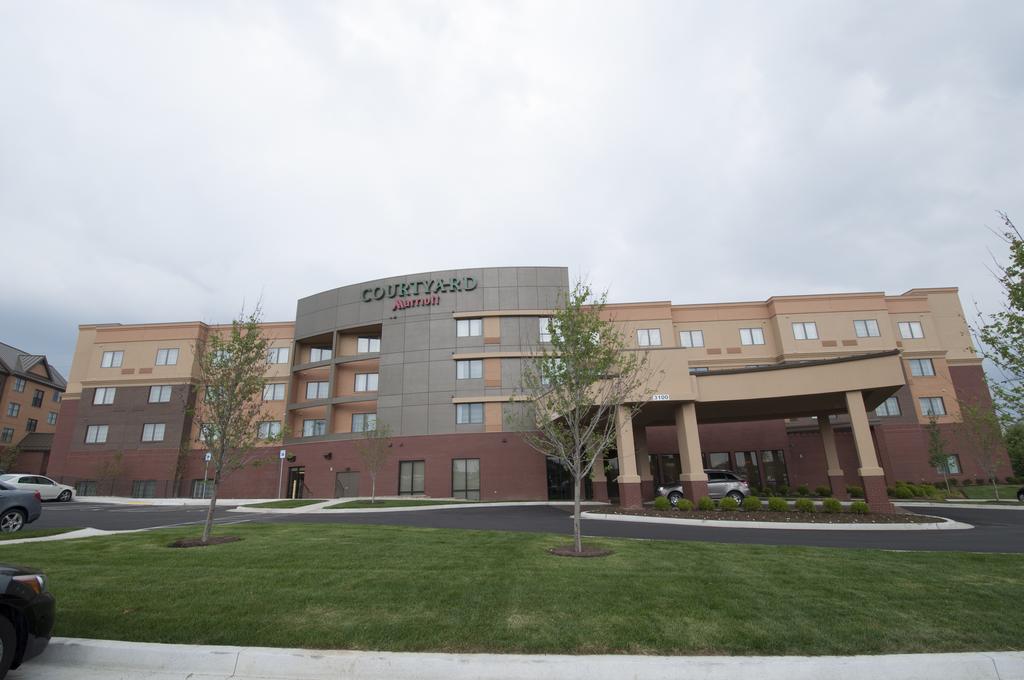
[1018,486,1023,502]
[0,565,55,678]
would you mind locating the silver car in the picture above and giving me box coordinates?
[0,481,43,533]
[656,469,751,506]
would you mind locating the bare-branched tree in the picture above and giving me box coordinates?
[193,306,280,543]
[925,415,951,494]
[517,281,656,554]
[356,422,392,504]
[957,399,1007,500]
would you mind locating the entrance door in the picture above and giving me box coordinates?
[287,466,305,499]
[335,472,360,498]
[545,457,593,501]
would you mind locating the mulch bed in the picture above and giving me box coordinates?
[595,507,939,524]
[548,545,614,557]
[168,536,244,548]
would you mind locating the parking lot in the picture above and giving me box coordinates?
[17,500,1024,553]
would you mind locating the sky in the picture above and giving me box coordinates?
[2,1,1023,377]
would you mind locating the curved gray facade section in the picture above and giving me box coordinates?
[294,267,568,437]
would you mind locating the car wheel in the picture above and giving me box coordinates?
[58,490,72,502]
[667,491,683,507]
[0,614,16,679]
[0,510,25,534]
[727,490,744,504]
[1018,488,1024,502]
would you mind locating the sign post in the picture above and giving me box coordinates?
[278,449,286,499]
[202,452,212,499]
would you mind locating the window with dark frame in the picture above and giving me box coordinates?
[6,403,19,417]
[875,396,901,417]
[47,412,58,425]
[310,347,332,362]
[919,396,946,417]
[679,330,704,348]
[457,319,483,337]
[352,413,377,433]
[149,385,172,403]
[399,460,425,496]
[792,321,819,340]
[909,358,936,377]
[0,427,13,443]
[12,378,25,393]
[94,387,117,405]
[854,319,880,337]
[456,360,483,380]
[354,373,379,392]
[452,458,480,500]
[357,337,381,353]
[101,351,124,368]
[456,403,484,424]
[898,321,925,339]
[155,348,179,366]
[739,328,765,345]
[31,390,44,407]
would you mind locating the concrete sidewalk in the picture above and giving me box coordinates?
[10,638,1023,680]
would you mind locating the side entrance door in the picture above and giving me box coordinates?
[334,472,360,498]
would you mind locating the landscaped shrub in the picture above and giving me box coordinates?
[749,486,763,496]
[886,486,896,496]
[698,496,715,511]
[821,498,842,513]
[846,485,864,498]
[718,496,739,511]
[767,497,789,512]
[815,486,832,497]
[1007,476,1019,485]
[776,485,790,497]
[962,479,973,486]
[797,484,810,496]
[676,498,694,511]
[653,496,671,511]
[794,498,814,513]
[893,486,914,499]
[849,501,870,514]
[742,496,761,512]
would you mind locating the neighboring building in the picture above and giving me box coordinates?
[46,267,1010,510]
[0,341,67,473]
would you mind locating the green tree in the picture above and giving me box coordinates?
[517,281,655,554]
[1005,421,1024,479]
[0,446,19,474]
[957,400,1007,500]
[356,422,392,504]
[193,307,279,543]
[976,212,1024,425]
[926,415,951,494]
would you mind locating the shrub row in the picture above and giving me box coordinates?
[654,496,870,515]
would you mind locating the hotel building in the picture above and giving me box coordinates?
[46,267,1009,510]
[0,341,67,473]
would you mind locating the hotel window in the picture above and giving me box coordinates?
[456,403,484,425]
[12,378,25,393]
[267,347,290,364]
[854,319,880,338]
[689,367,710,375]
[149,385,172,403]
[6,403,19,417]
[354,373,379,392]
[263,383,286,401]
[309,347,332,363]
[357,337,381,353]
[679,330,704,348]
[939,454,962,475]
[636,329,662,347]
[131,480,157,498]
[875,397,901,417]
[93,387,116,405]
[302,419,327,437]
[75,480,98,496]
[47,412,57,426]
[399,460,425,496]
[258,421,282,439]
[155,348,179,366]
[191,479,214,499]
[909,358,936,377]
[539,317,553,343]
[456,359,483,380]
[0,428,12,443]
[52,391,60,403]
[25,419,37,433]
[101,351,124,368]
[919,397,946,417]
[352,413,377,433]
[85,425,109,444]
[142,423,166,442]
[792,322,818,340]
[898,321,925,339]
[452,458,480,500]
[739,328,765,345]
[31,390,44,407]
[457,319,483,337]
[306,381,329,400]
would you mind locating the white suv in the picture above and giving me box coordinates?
[656,469,751,506]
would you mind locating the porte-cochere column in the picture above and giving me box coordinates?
[845,390,894,513]
[817,415,849,500]
[614,405,643,508]
[675,402,709,502]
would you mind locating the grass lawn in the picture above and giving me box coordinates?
[325,499,475,509]
[243,499,325,509]
[0,528,79,541]
[2,524,1022,655]
[958,485,1021,500]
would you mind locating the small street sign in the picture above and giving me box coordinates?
[279,450,287,459]
[204,452,212,462]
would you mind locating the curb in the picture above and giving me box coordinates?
[230,500,610,515]
[894,501,1024,511]
[28,638,1024,680]
[581,511,974,531]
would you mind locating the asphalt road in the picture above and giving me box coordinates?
[23,501,1024,553]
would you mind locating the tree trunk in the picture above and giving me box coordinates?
[572,467,582,554]
[941,469,950,495]
[201,469,221,544]
[992,476,1001,501]
[371,474,376,504]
